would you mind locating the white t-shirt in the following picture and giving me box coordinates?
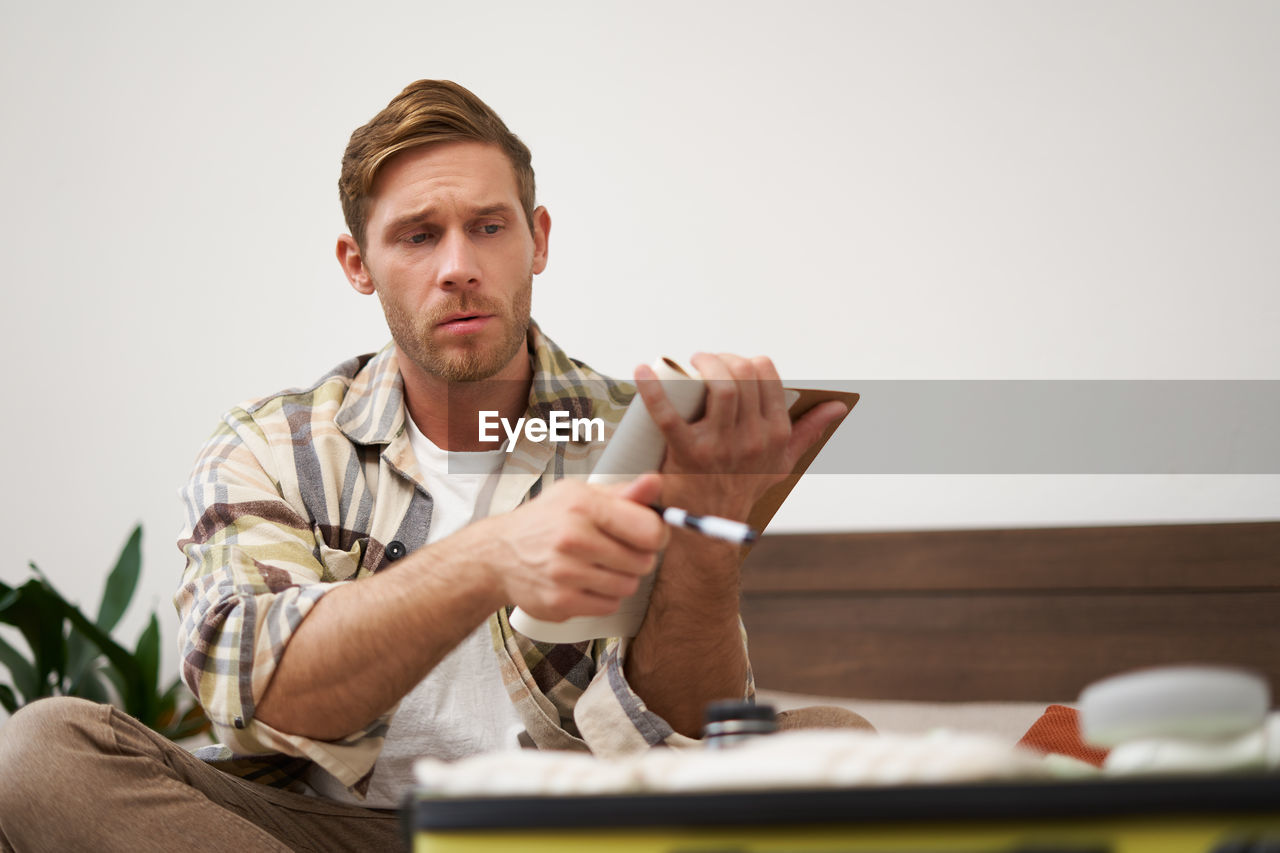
[307,419,522,807]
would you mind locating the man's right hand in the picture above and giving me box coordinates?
[465,473,670,622]
[257,473,670,741]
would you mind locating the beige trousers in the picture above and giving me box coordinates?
[0,697,400,853]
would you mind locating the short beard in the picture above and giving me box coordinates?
[379,272,532,384]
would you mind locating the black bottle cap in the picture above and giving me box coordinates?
[704,700,777,724]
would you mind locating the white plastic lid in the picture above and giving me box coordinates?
[1079,665,1270,747]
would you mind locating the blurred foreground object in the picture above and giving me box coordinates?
[1080,664,1275,775]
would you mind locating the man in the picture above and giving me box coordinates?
[0,80,845,851]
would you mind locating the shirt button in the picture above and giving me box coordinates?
[386,540,407,561]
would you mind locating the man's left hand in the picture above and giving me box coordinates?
[634,353,847,522]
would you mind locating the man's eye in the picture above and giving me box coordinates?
[479,224,502,235]
[408,233,428,244]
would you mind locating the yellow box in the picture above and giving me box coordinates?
[409,775,1280,853]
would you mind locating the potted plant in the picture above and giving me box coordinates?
[0,526,210,741]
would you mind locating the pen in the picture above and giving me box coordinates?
[649,504,760,545]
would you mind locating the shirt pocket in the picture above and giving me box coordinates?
[312,524,367,582]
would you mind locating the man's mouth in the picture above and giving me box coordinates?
[438,313,494,332]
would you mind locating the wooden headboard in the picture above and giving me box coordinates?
[739,521,1280,703]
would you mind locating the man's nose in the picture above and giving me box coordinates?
[437,230,481,289]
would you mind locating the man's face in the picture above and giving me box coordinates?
[346,141,548,384]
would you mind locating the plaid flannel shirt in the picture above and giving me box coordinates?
[175,323,752,797]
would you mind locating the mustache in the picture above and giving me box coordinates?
[425,295,506,325]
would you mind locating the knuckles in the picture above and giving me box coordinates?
[723,357,754,382]
[552,479,593,509]
[704,380,736,408]
[543,554,579,583]
[616,574,641,598]
[767,417,792,443]
[738,433,767,458]
[648,404,683,430]
[542,588,581,618]
[637,522,669,555]
[550,528,587,557]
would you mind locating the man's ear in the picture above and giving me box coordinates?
[337,234,375,295]
[531,206,551,275]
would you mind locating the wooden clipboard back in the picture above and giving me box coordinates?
[745,388,860,536]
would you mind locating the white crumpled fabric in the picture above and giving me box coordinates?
[414,729,1052,797]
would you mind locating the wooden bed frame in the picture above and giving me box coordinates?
[739,521,1280,703]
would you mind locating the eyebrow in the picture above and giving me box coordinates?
[383,202,517,236]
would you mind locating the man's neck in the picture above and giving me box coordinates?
[398,347,533,452]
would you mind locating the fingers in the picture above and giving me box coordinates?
[690,353,744,430]
[639,355,787,440]
[543,551,646,600]
[521,571,641,620]
[785,399,848,469]
[588,481,669,553]
[689,353,787,422]
[635,363,693,445]
[558,481,670,572]
[509,482,668,620]
[752,355,789,422]
[631,351,804,519]
[616,472,665,508]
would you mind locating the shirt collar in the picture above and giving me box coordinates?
[335,321,625,447]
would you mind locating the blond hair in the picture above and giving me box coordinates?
[339,80,536,248]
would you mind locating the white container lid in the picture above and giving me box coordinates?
[1079,665,1270,747]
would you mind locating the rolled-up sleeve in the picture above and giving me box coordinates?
[175,406,386,789]
[572,626,755,757]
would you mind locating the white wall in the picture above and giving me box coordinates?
[2,1,1276,678]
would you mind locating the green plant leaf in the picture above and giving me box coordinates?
[52,594,145,713]
[153,679,212,742]
[10,525,210,744]
[0,683,18,714]
[66,630,98,693]
[165,700,214,742]
[101,662,127,705]
[0,577,69,698]
[0,633,37,703]
[25,561,51,586]
[133,613,161,724]
[97,525,142,634]
[72,665,115,705]
[155,677,178,723]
